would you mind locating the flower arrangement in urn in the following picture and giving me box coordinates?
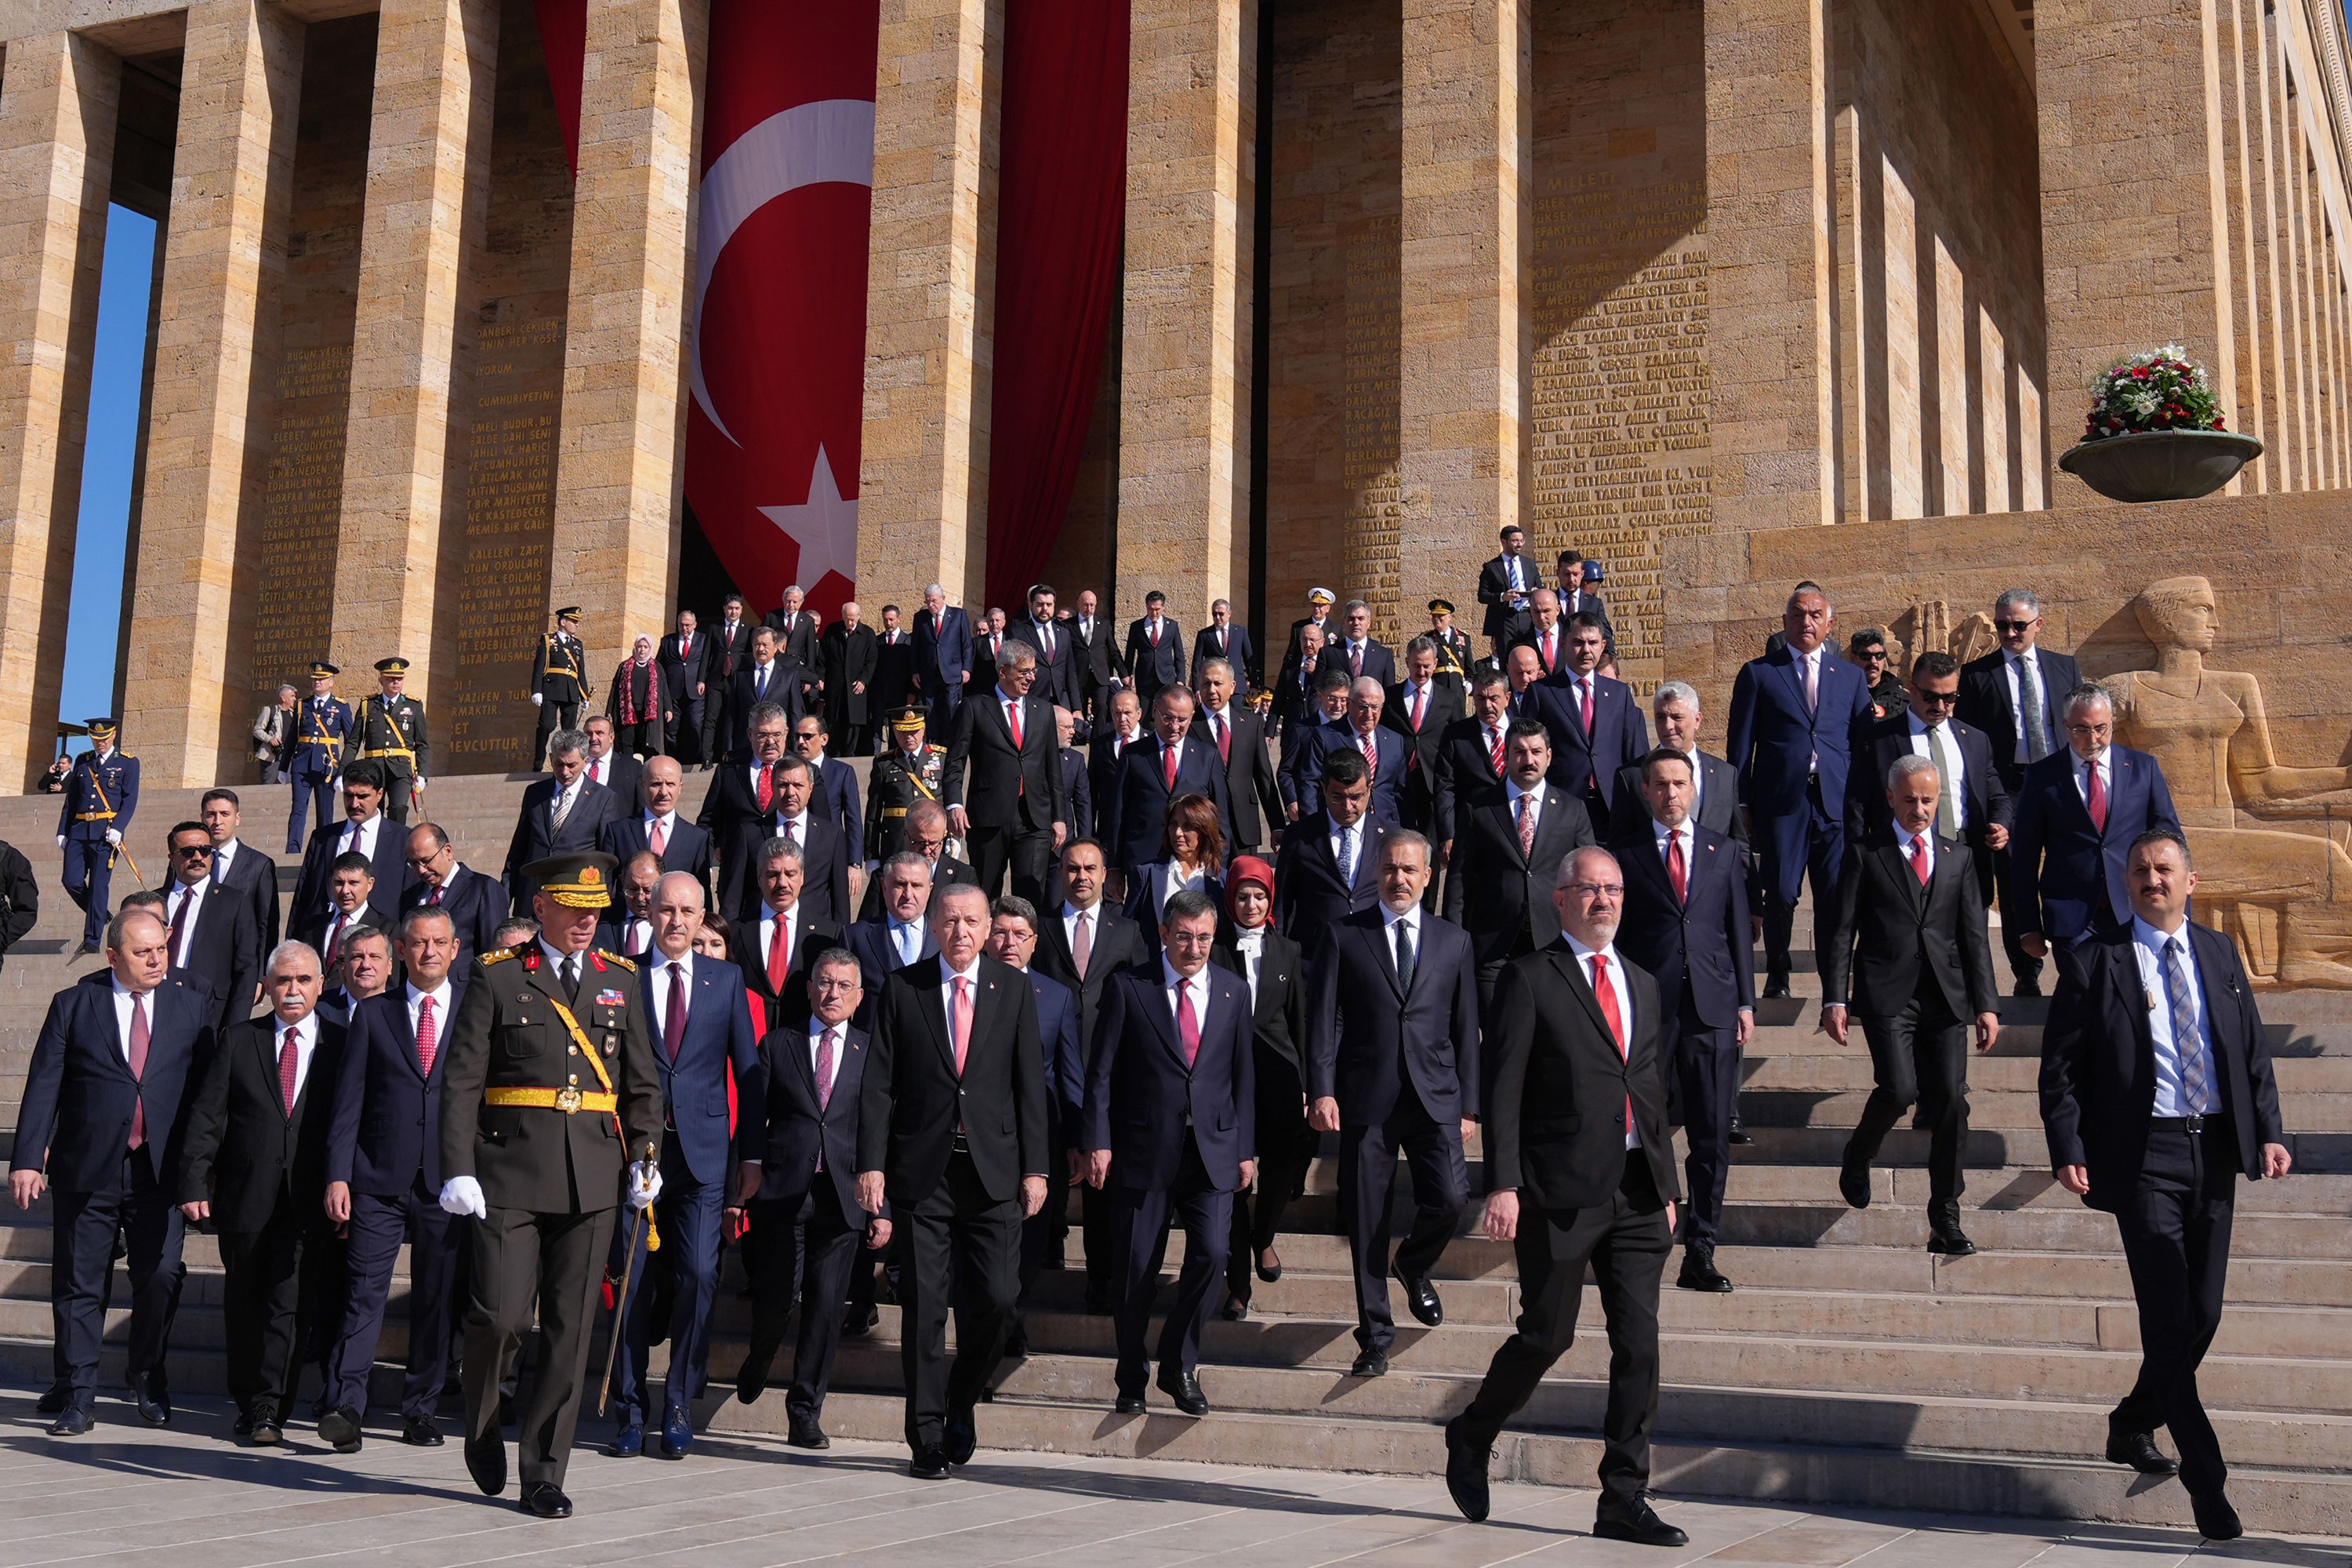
[2057,343,2261,503]
[2081,344,2227,441]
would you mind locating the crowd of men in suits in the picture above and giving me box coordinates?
[1,554,2291,1545]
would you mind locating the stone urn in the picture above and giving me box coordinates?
[2056,428,2266,503]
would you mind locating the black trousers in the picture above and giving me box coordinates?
[1458,1152,1671,1503]
[965,821,1054,905]
[1227,1050,1316,1303]
[1989,839,2042,989]
[1079,1177,1119,1311]
[2111,1119,2239,1499]
[897,1150,1022,1451]
[533,700,579,768]
[666,694,706,761]
[615,720,662,758]
[51,1155,183,1410]
[1845,978,1970,1214]
[218,1198,323,1419]
[745,1180,863,1421]
[330,1178,463,1418]
[1673,1021,1741,1252]
[1110,1138,1233,1396]
[1759,776,1843,979]
[462,1204,615,1490]
[1338,1094,1468,1353]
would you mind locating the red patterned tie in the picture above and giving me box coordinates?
[415,995,437,1076]
[1163,742,1179,790]
[2085,760,2108,832]
[1515,793,1536,859]
[815,1025,836,1111]
[1911,834,1931,887]
[1177,981,1201,1066]
[127,994,150,1149]
[1488,726,1505,776]
[324,913,343,971]
[278,1026,299,1116]
[1361,735,1377,779]
[1668,829,1688,902]
[767,916,791,993]
[426,882,442,906]
[757,764,774,813]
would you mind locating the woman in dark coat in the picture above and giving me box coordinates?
[1212,855,1312,1319]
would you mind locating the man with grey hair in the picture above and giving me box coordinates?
[1610,681,1749,865]
[1959,586,2081,994]
[503,728,619,913]
[1191,597,1259,689]
[944,637,1069,904]
[2008,683,2180,955]
[913,583,975,739]
[1292,675,1406,826]
[765,582,818,666]
[731,836,838,1029]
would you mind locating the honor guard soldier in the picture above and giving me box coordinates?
[1427,599,1475,697]
[355,657,429,823]
[56,718,139,956]
[286,662,352,854]
[436,851,662,1519]
[533,608,590,767]
[864,706,947,862]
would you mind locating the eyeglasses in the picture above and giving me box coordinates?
[1994,619,2038,633]
[1857,648,1887,662]
[1565,882,1624,898]
[173,844,213,858]
[1915,690,1958,707]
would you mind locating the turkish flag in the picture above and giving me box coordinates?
[684,1,878,618]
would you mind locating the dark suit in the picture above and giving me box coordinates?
[1200,702,1282,852]
[1459,938,1677,1504]
[2009,746,2182,947]
[1609,749,1752,876]
[854,851,978,923]
[1121,615,1185,706]
[1086,728,1142,829]
[860,956,1051,1454]
[1068,614,1123,716]
[1443,784,1595,1011]
[1216,927,1311,1307]
[1475,551,1537,642]
[599,812,716,902]
[1726,643,1874,980]
[1105,735,1232,875]
[1534,669,1648,818]
[842,915,935,1004]
[298,904,388,978]
[1383,680,1453,837]
[12,976,215,1415]
[324,981,466,1422]
[1081,963,1254,1397]
[699,760,775,916]
[804,754,864,855]
[583,750,645,816]
[1848,713,2013,906]
[702,618,760,761]
[945,686,1069,902]
[1020,617,1080,711]
[212,840,281,952]
[912,604,975,735]
[163,877,261,1035]
[610,953,760,1435]
[1825,829,1999,1215]
[1958,646,2081,990]
[1060,746,1093,840]
[398,864,506,973]
[179,1013,347,1419]
[969,631,1004,699]
[735,813,853,928]
[1033,901,1152,1306]
[730,909,842,1037]
[1305,908,1480,1354]
[764,606,818,667]
[658,629,715,760]
[1434,716,1509,848]
[2041,922,2284,1501]
[1613,822,1754,1253]
[1270,651,1330,764]
[1192,620,1258,687]
[294,814,410,929]
[1019,968,1084,1298]
[728,660,821,759]
[744,1018,879,1424]
[1290,721,1408,828]
[1272,811,1387,960]
[502,778,621,912]
[1330,637,1396,690]
[873,627,916,727]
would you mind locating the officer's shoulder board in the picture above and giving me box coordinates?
[594,949,637,973]
[479,946,520,967]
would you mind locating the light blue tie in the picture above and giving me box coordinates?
[1337,824,1357,887]
[2161,936,2217,1114]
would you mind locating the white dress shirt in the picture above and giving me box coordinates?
[619,915,655,956]
[939,956,985,1046]
[1380,901,1421,956]
[546,777,580,824]
[339,815,380,861]
[776,811,810,845]
[212,837,243,879]
[2132,917,2219,1117]
[648,951,695,1040]
[407,978,455,1044]
[538,938,586,991]
[758,906,804,974]
[164,878,211,967]
[1673,747,1704,818]
[1328,817,1364,878]
[1650,816,1690,874]
[264,1011,325,1105]
[1061,902,1102,960]
[586,754,612,789]
[642,810,678,848]
[1906,713,1966,820]
[1893,821,1936,877]
[806,1014,847,1104]
[111,975,154,1064]
[2074,749,2111,811]
[1561,930,1639,1149]
[1162,958,1212,1047]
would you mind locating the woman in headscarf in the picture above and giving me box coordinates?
[1214,855,1312,1319]
[608,633,670,757]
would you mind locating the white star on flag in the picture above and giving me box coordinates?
[760,445,858,588]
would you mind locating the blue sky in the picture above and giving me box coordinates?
[57,203,154,756]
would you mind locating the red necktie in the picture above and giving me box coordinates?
[324,913,344,971]
[1007,699,1023,749]
[1411,687,1425,732]
[757,764,775,812]
[127,994,150,1149]
[1350,644,1363,677]
[1580,677,1595,734]
[815,1025,836,1112]
[1590,953,1631,1134]
[1667,829,1688,902]
[2085,760,2108,832]
[278,1026,300,1116]
[1911,834,1932,886]
[681,633,691,660]
[1488,726,1505,775]
[1214,713,1229,763]
[950,975,973,1074]
[648,816,667,856]
[666,961,688,1060]
[1177,981,1200,1066]
[1163,742,1179,789]
[1361,735,1377,779]
[1542,630,1555,670]
[426,882,442,906]
[1149,620,1160,647]
[415,995,438,1076]
[767,916,791,993]
[166,888,191,964]
[1515,793,1536,858]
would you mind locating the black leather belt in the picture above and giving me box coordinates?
[953,1131,971,1154]
[2151,1114,2209,1132]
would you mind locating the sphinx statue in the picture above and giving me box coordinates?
[2108,575,2352,987]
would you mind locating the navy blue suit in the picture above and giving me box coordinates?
[806,756,865,858]
[285,695,352,850]
[1726,642,1872,979]
[1289,722,1409,827]
[1192,620,1258,688]
[323,981,467,1420]
[294,814,410,931]
[1105,736,1233,873]
[841,915,934,1026]
[1537,670,1649,814]
[612,953,760,1434]
[2008,746,2182,946]
[57,746,139,947]
[1061,746,1093,840]
[913,604,975,733]
[1082,963,1255,1397]
[599,812,715,900]
[12,974,213,1413]
[1272,810,1388,960]
[1121,615,1186,706]
[1019,967,1083,1298]
[397,864,506,974]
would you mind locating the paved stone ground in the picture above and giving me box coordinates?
[2,1391,2345,1568]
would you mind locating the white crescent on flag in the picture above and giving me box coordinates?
[690,96,877,446]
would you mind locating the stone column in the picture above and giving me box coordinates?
[122,0,302,788]
[1397,0,1528,634]
[0,32,118,790]
[330,0,499,694]
[546,0,699,679]
[858,0,1000,613]
[1116,0,1254,627]
[1702,0,1838,536]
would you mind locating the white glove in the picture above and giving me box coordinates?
[55,836,64,848]
[626,1161,662,1210]
[532,693,543,708]
[103,829,122,846]
[437,1176,487,1218]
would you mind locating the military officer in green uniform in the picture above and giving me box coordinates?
[864,705,948,862]
[532,608,589,768]
[437,850,663,1519]
[354,656,429,823]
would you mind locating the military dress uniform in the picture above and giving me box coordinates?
[56,720,138,951]
[532,611,590,764]
[1427,600,1476,710]
[864,708,947,862]
[438,852,662,1515]
[285,662,352,852]
[354,658,430,822]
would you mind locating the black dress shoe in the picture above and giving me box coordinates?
[1762,974,1791,1000]
[1595,1495,1690,1547]
[909,1446,951,1479]
[520,1483,572,1519]
[1726,1115,1753,1146]
[1838,1157,1871,1210]
[1677,1253,1734,1293]
[401,1415,443,1447]
[1114,1395,1145,1415]
[1156,1367,1209,1417]
[133,1379,171,1428]
[247,1415,283,1447]
[1255,1248,1283,1283]
[736,1345,776,1403]
[942,1406,978,1465]
[318,1406,364,1453]
[1927,1225,1976,1257]
[787,1415,830,1450]
[2012,978,2042,999]
[1083,1290,1113,1317]
[232,1412,256,1439]
[465,1428,508,1496]
[841,1303,879,1338]
[35,1385,67,1415]
[1443,1416,1490,1523]
[1396,1267,1443,1327]
[72,940,100,958]
[2190,1490,2243,1541]
[1349,1348,1388,1379]
[2104,1432,2178,1475]
[45,1407,92,1437]
[1004,1326,1030,1359]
